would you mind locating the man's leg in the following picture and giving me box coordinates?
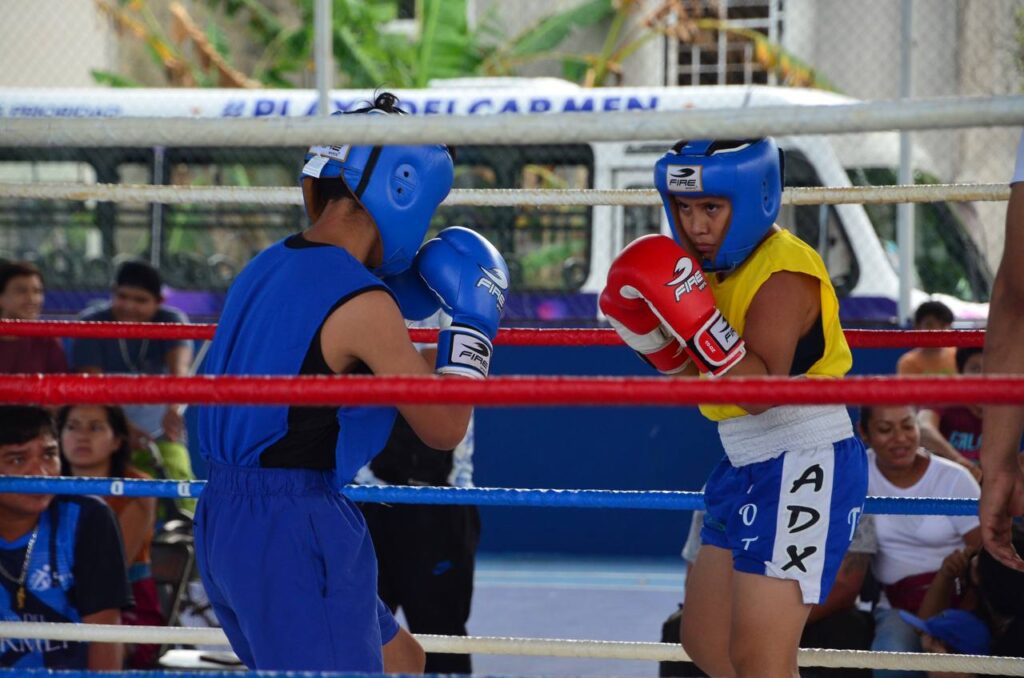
[393,504,480,674]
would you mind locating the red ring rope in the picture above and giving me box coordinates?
[0,374,1019,406]
[0,320,986,349]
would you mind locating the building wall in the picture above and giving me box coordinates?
[469,0,665,87]
[0,0,115,87]
[783,0,1021,267]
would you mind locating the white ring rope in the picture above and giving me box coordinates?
[0,182,1008,207]
[1,96,1020,147]
[1,622,1020,675]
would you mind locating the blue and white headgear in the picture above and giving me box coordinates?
[299,99,454,277]
[654,138,783,272]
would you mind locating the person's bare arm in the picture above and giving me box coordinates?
[980,181,1024,570]
[321,290,471,450]
[918,547,973,620]
[717,271,821,414]
[806,551,869,624]
[115,497,157,565]
[164,344,193,377]
[160,343,193,440]
[83,608,123,670]
[962,526,981,551]
[918,409,981,481]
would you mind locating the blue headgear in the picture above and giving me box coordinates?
[654,138,783,272]
[299,109,454,277]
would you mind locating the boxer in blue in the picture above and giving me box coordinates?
[193,92,508,672]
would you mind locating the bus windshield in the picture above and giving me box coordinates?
[845,167,992,303]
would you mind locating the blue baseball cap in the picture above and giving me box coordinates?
[898,609,992,655]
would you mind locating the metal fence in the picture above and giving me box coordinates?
[0,0,1019,324]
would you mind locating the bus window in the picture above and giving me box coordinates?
[0,160,104,288]
[435,144,593,291]
[622,196,661,244]
[780,151,858,297]
[156,148,305,290]
[846,167,992,303]
[516,162,590,289]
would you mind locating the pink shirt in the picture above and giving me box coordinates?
[938,406,982,463]
[0,336,68,373]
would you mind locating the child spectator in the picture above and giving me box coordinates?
[895,528,1024,677]
[977,527,1024,658]
[896,301,957,376]
[0,405,129,670]
[0,261,67,374]
[919,348,986,482]
[57,404,164,668]
[898,608,991,678]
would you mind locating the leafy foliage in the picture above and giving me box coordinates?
[94,0,830,93]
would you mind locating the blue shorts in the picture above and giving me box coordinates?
[193,463,399,671]
[700,436,868,604]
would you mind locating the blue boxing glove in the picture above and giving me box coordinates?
[417,226,509,378]
[381,266,440,321]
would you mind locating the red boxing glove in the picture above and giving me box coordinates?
[605,235,746,377]
[600,285,690,375]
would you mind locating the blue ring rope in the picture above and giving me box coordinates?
[0,476,977,515]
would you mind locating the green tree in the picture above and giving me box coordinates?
[93,1,832,91]
[93,0,617,89]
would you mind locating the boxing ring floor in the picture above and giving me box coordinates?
[446,554,685,677]
[173,553,686,676]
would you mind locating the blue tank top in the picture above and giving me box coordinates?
[197,235,397,484]
[1,501,84,669]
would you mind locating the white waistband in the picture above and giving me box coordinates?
[718,405,854,467]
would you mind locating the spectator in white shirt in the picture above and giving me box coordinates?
[859,405,981,678]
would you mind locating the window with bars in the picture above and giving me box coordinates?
[673,0,783,86]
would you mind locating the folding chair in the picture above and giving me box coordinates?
[150,531,195,630]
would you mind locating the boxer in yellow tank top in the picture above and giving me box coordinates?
[601,139,867,678]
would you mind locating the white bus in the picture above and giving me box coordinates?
[0,80,990,325]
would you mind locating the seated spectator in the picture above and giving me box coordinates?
[975,527,1024,658]
[0,261,67,374]
[57,404,164,668]
[896,301,957,376]
[69,260,195,514]
[918,348,985,482]
[0,405,129,670]
[896,530,1024,677]
[859,405,981,678]
[899,609,991,678]
[660,509,876,678]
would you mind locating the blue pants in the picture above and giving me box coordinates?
[194,463,399,671]
[871,607,924,678]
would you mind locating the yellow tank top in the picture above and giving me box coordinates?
[699,229,852,421]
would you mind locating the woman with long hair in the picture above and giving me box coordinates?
[58,405,163,668]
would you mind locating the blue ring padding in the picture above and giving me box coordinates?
[0,476,978,516]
